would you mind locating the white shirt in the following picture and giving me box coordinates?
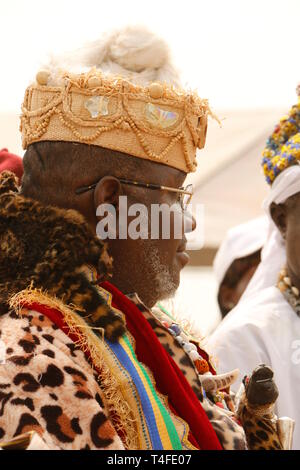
[207,286,300,450]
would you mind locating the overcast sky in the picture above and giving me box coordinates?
[0,0,299,113]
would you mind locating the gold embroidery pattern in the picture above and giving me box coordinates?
[20,70,214,173]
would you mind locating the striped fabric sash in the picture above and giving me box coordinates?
[106,333,182,450]
[17,294,186,450]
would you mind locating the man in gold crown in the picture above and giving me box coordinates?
[0,27,280,450]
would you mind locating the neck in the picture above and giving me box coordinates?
[287,265,300,293]
[109,272,156,309]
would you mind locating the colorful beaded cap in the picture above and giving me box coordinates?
[262,85,300,185]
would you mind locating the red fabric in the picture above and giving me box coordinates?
[101,281,222,450]
[0,149,23,182]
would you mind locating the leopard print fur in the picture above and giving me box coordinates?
[0,171,124,341]
[0,308,123,449]
[237,365,283,450]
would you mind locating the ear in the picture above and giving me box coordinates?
[93,176,123,212]
[270,202,287,239]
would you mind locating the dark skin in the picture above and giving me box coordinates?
[270,193,300,292]
[21,143,196,308]
[78,161,195,308]
[218,250,261,317]
[219,264,258,316]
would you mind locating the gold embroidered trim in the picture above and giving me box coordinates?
[20,69,218,173]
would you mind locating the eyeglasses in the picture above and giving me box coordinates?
[75,178,193,211]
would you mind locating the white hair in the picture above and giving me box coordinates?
[45,26,181,88]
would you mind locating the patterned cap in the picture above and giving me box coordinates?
[20,70,211,174]
[262,85,300,185]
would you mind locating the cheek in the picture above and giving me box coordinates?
[159,240,179,265]
[148,203,182,257]
[161,211,182,262]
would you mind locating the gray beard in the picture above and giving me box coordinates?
[148,245,178,302]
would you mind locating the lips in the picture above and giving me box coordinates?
[176,251,190,267]
[176,239,189,267]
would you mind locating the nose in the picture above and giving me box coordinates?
[183,211,197,233]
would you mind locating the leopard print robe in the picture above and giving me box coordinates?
[0,308,123,450]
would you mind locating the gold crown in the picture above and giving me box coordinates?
[20,69,210,173]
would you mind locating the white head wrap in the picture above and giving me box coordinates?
[213,216,269,287]
[241,164,300,300]
[46,26,181,88]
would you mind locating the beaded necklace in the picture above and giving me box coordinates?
[154,303,237,413]
[156,302,211,375]
[277,267,300,316]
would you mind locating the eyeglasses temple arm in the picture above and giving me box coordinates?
[160,185,193,195]
[75,184,97,195]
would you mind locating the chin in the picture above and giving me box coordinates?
[158,275,180,302]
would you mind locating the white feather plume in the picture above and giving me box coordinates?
[46,26,181,88]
